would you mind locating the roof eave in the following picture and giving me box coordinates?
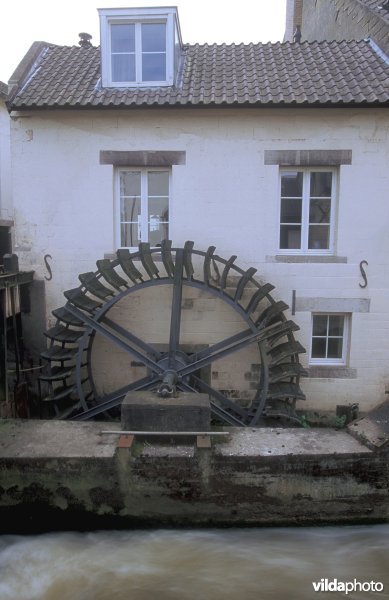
[8,100,389,112]
[7,41,50,106]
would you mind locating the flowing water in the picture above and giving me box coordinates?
[0,525,388,600]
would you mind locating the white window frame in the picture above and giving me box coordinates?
[115,167,171,250]
[309,313,350,366]
[99,7,177,87]
[278,167,337,255]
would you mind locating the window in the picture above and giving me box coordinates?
[111,22,166,83]
[116,169,170,248]
[99,7,180,87]
[279,169,336,254]
[310,314,349,365]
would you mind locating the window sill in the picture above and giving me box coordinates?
[307,366,357,379]
[104,251,164,261]
[103,81,172,88]
[266,255,348,264]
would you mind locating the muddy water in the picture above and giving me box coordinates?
[0,525,388,600]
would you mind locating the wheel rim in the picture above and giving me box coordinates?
[40,241,307,425]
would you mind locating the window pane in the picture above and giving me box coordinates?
[328,338,343,359]
[147,172,169,245]
[121,197,140,223]
[121,171,141,196]
[311,338,326,358]
[142,23,166,52]
[148,221,169,247]
[148,196,169,247]
[328,315,344,336]
[281,171,303,197]
[142,53,166,81]
[121,223,140,247]
[280,225,301,249]
[148,171,169,196]
[309,198,331,224]
[312,315,328,336]
[308,225,330,250]
[111,24,135,52]
[310,172,332,197]
[112,54,135,82]
[148,197,169,221]
[120,171,141,247]
[281,198,302,223]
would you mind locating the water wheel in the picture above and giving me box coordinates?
[40,241,307,425]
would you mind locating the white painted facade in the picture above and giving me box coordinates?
[0,95,12,221]
[9,105,389,412]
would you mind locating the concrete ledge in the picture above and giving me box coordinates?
[0,419,388,532]
[0,419,118,458]
[348,399,389,450]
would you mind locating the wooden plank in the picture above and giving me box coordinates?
[196,435,212,449]
[117,434,135,449]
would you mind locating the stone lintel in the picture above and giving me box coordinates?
[295,297,370,313]
[264,149,352,166]
[100,150,186,166]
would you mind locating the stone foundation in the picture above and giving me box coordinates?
[0,419,388,532]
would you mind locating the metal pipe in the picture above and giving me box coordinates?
[101,430,230,436]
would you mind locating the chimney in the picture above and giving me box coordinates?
[79,32,92,48]
[293,25,302,43]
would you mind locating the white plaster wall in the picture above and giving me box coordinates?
[0,100,12,220]
[10,106,389,412]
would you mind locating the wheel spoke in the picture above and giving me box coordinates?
[176,379,246,425]
[72,374,160,420]
[178,321,289,378]
[101,315,161,360]
[66,304,163,375]
[189,375,247,418]
[168,249,184,370]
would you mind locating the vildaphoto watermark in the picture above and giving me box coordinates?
[312,579,384,594]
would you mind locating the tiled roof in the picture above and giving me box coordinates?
[8,39,389,109]
[0,81,8,100]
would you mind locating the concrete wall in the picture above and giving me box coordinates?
[299,0,389,55]
[0,420,388,531]
[9,106,389,412]
[284,0,303,41]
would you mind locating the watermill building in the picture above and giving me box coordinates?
[1,2,389,421]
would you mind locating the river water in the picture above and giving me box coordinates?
[0,525,388,600]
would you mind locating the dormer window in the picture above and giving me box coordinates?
[99,7,181,87]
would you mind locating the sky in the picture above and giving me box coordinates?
[0,0,286,83]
